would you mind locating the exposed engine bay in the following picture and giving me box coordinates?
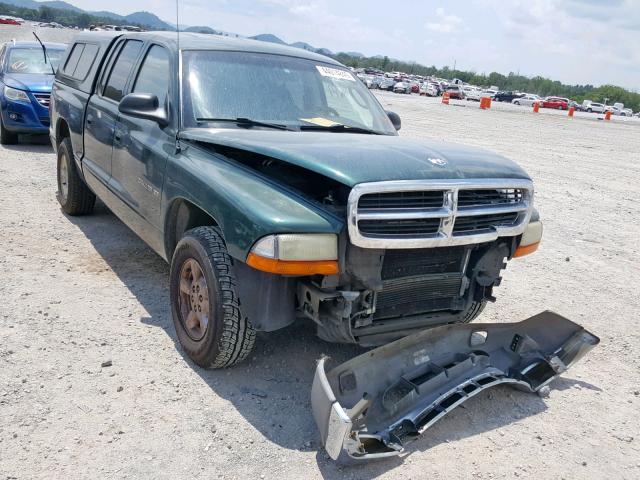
[298,239,513,346]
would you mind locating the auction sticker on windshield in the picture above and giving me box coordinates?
[316,65,355,81]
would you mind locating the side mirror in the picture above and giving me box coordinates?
[118,93,168,127]
[386,110,401,131]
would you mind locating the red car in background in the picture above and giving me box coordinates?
[445,85,464,99]
[542,96,569,110]
[0,18,21,25]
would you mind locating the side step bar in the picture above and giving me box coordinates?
[311,311,599,461]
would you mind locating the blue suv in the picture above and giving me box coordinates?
[0,41,66,144]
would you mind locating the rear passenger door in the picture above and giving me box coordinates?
[82,39,142,185]
[110,44,172,228]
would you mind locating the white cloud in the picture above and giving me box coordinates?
[68,0,639,88]
[425,7,464,33]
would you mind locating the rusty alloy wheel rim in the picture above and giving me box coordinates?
[178,258,210,341]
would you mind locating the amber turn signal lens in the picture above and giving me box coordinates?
[514,241,540,258]
[246,253,339,275]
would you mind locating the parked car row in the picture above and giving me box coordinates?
[2,37,636,149]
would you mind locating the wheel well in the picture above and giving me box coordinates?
[165,199,219,259]
[57,119,70,143]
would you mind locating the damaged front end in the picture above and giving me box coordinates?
[311,311,599,461]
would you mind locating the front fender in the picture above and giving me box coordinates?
[162,143,343,261]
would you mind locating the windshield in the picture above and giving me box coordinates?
[6,47,64,74]
[181,50,396,134]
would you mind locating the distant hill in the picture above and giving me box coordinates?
[2,0,174,29]
[41,1,82,12]
[315,47,334,56]
[249,33,287,45]
[185,26,219,34]
[124,11,172,29]
[290,41,315,51]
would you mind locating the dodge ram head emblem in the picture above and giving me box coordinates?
[428,157,447,166]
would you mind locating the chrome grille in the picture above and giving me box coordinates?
[348,179,534,248]
[359,190,445,210]
[453,212,519,234]
[458,188,525,208]
[33,93,51,108]
[358,218,441,237]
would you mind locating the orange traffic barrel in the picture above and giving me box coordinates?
[533,102,540,113]
[480,97,491,109]
[605,111,612,121]
[568,106,575,117]
[442,92,450,105]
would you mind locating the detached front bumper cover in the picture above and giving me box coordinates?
[311,311,599,461]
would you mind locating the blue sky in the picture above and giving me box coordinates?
[71,0,639,89]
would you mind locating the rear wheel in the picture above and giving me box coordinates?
[0,118,18,145]
[170,227,255,368]
[57,137,95,215]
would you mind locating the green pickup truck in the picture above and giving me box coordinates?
[50,32,598,460]
[50,31,545,366]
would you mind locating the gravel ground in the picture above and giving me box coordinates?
[1,25,640,480]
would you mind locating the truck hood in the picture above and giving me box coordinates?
[2,73,54,93]
[180,128,530,187]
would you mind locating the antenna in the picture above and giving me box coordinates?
[174,0,182,153]
[175,0,180,53]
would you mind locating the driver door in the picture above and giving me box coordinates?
[110,44,172,229]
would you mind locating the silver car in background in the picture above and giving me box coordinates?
[512,94,541,107]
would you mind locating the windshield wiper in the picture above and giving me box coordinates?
[299,124,381,134]
[32,32,55,75]
[196,117,293,131]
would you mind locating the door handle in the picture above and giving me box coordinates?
[86,115,93,125]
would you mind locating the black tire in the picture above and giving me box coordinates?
[170,226,255,368]
[56,137,95,215]
[461,300,487,323]
[0,118,18,145]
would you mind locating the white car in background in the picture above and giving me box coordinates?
[512,94,541,107]
[584,102,606,113]
[419,82,438,96]
[483,88,498,98]
[393,81,411,94]
[611,103,632,116]
[462,86,483,101]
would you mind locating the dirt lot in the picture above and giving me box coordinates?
[1,27,640,480]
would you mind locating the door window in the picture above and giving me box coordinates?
[132,45,170,107]
[103,40,142,102]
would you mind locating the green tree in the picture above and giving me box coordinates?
[38,5,54,21]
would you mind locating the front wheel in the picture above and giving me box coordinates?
[170,227,255,368]
[0,118,18,145]
[461,300,487,323]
